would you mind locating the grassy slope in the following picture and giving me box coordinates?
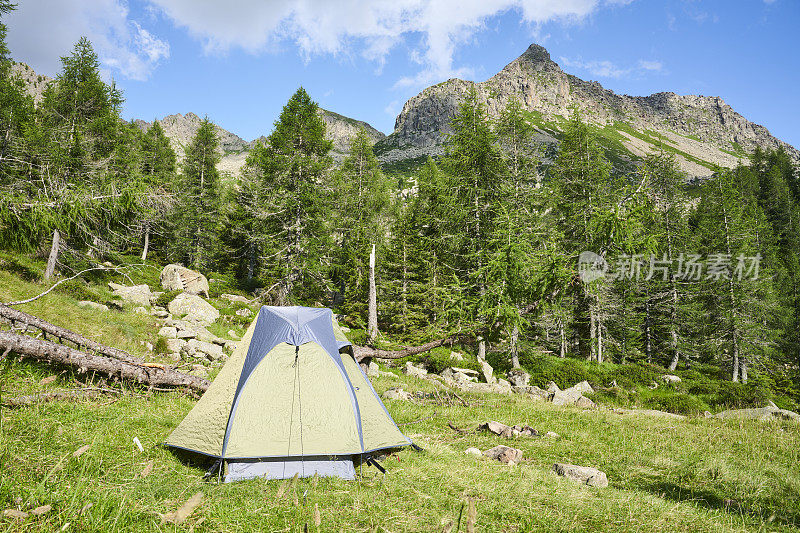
[1,261,799,531]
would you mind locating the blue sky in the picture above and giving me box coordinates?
[6,0,799,147]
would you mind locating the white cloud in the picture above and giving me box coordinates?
[147,0,626,89]
[560,56,663,79]
[6,0,169,81]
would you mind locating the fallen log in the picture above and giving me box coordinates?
[352,335,462,363]
[0,305,141,364]
[0,330,209,392]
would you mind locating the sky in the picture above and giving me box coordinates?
[5,0,800,148]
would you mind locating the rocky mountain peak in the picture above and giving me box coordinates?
[378,42,799,178]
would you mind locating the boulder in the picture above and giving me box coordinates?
[480,360,496,384]
[160,264,210,297]
[662,374,682,384]
[158,326,177,339]
[109,283,153,306]
[186,339,223,361]
[572,381,594,394]
[382,387,410,400]
[177,328,197,339]
[220,293,249,304]
[551,387,583,406]
[507,369,530,387]
[483,445,523,464]
[403,361,428,378]
[546,381,560,394]
[575,396,597,409]
[78,300,108,311]
[553,463,608,488]
[167,293,219,325]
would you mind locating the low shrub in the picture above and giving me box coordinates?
[708,380,772,410]
[0,255,41,281]
[608,363,663,389]
[643,393,709,414]
[522,356,607,390]
[154,337,169,354]
[54,279,102,302]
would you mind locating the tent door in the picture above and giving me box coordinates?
[224,455,356,482]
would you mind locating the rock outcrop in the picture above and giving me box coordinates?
[378,43,799,178]
[160,264,210,298]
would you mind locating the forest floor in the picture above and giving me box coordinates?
[1,255,799,532]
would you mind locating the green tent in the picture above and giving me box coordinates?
[166,306,411,481]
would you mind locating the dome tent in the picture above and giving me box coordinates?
[166,306,411,482]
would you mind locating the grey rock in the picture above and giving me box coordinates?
[545,431,560,439]
[575,396,597,409]
[165,338,186,353]
[151,307,170,318]
[160,264,210,297]
[227,329,241,340]
[572,381,595,394]
[168,293,220,325]
[483,445,523,464]
[367,361,380,377]
[480,421,538,438]
[546,381,561,394]
[403,361,428,378]
[507,369,530,387]
[464,447,482,456]
[78,300,108,311]
[158,326,177,339]
[382,387,410,400]
[109,283,152,307]
[512,385,549,400]
[553,463,608,488]
[449,351,464,361]
[480,360,496,384]
[133,306,148,314]
[236,308,254,318]
[662,374,682,383]
[189,363,209,379]
[614,408,686,420]
[186,339,223,360]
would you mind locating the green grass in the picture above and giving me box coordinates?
[1,256,799,531]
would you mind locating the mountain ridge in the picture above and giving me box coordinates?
[379,44,799,177]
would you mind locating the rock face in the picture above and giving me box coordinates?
[319,109,385,160]
[160,264,210,298]
[167,293,219,325]
[11,62,52,104]
[553,463,608,488]
[378,43,799,177]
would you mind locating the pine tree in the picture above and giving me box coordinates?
[174,118,220,270]
[330,127,389,322]
[137,121,177,261]
[244,87,333,304]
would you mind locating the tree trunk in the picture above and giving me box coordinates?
[352,334,464,363]
[477,339,486,363]
[367,244,378,344]
[0,305,142,364]
[740,358,748,383]
[141,224,150,262]
[510,324,520,369]
[559,320,566,358]
[0,330,210,392]
[44,229,60,281]
[667,276,680,371]
[246,241,256,283]
[588,302,597,362]
[597,319,603,364]
[644,297,652,364]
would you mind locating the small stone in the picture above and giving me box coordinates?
[158,326,177,339]
[133,306,148,314]
[3,509,28,519]
[403,361,428,378]
[464,447,482,456]
[169,352,181,362]
[545,431,560,439]
[30,505,52,516]
[236,308,253,318]
[151,307,170,318]
[227,330,240,340]
[553,463,608,488]
[382,387,410,400]
[145,342,154,352]
[176,328,197,339]
[483,445,523,464]
[77,300,109,311]
[662,374,682,384]
[367,361,380,377]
